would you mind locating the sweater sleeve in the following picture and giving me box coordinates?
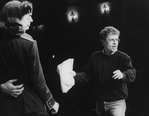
[74,72,89,83]
[122,55,136,83]
[29,40,55,109]
[74,56,92,83]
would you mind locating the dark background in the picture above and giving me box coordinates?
[1,0,149,116]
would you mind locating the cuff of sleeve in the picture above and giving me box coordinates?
[46,95,55,110]
[122,73,127,82]
[0,84,3,92]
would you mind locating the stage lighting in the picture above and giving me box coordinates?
[99,2,110,15]
[66,6,79,23]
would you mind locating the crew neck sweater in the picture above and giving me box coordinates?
[75,50,136,101]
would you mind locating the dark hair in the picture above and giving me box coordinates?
[0,0,33,35]
[0,0,33,23]
[100,26,120,41]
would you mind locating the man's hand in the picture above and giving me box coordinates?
[0,79,24,97]
[112,70,124,80]
[51,102,59,114]
[69,70,76,77]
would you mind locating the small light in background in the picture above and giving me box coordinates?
[52,55,55,59]
[98,2,111,15]
[66,7,79,23]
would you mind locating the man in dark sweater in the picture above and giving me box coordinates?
[73,26,136,116]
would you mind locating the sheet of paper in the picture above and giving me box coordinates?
[57,58,75,93]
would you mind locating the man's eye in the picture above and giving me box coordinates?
[108,39,119,42]
[109,39,113,41]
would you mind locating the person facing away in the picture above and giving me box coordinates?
[72,26,136,116]
[0,0,59,116]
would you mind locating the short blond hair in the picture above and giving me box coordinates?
[100,26,120,41]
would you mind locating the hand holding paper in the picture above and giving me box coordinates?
[57,58,75,93]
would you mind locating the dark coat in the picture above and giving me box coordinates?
[0,25,55,116]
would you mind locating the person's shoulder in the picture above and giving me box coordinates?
[91,50,102,57]
[93,50,102,54]
[20,33,34,42]
[117,50,130,59]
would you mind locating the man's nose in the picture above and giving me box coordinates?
[113,40,116,44]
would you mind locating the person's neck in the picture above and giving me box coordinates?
[103,49,116,55]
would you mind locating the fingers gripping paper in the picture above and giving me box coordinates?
[57,58,75,93]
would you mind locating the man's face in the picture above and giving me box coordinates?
[102,34,120,54]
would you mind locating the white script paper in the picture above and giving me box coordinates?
[57,58,75,93]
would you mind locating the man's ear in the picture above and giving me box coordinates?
[101,40,105,46]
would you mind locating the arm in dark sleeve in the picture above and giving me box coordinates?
[74,72,89,83]
[122,56,136,83]
[29,40,55,109]
[74,55,93,84]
